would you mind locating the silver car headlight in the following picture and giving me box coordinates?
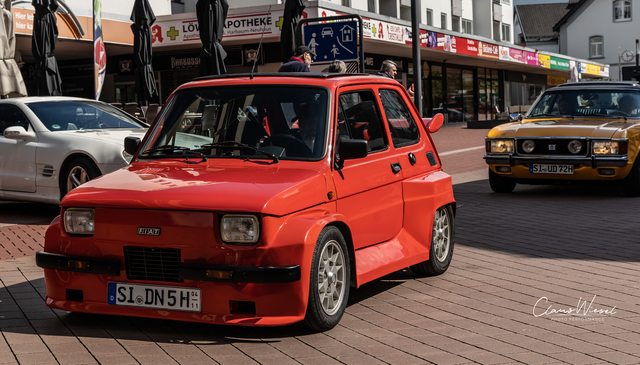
[593,141,626,155]
[220,214,259,244]
[488,139,514,154]
[64,208,95,235]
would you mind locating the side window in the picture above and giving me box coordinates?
[338,90,387,152]
[379,89,420,147]
[0,105,30,135]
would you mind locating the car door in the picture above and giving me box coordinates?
[332,87,404,250]
[0,105,37,193]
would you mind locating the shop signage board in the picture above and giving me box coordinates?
[477,41,499,59]
[539,54,551,68]
[303,21,358,62]
[509,49,524,63]
[499,46,510,61]
[550,56,570,71]
[524,51,539,66]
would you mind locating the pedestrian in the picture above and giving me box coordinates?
[377,60,397,79]
[279,45,315,72]
[328,60,346,73]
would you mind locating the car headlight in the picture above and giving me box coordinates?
[123,150,133,163]
[568,140,582,154]
[593,141,627,155]
[64,208,95,235]
[488,139,514,154]
[220,214,259,244]
[522,140,535,153]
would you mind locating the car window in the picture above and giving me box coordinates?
[337,90,387,152]
[379,89,420,147]
[528,90,640,118]
[27,101,145,131]
[0,105,30,134]
[143,86,329,160]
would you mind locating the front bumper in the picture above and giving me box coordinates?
[484,154,628,168]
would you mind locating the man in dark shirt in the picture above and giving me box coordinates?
[377,60,397,79]
[279,46,315,72]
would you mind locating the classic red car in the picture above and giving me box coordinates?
[36,73,455,331]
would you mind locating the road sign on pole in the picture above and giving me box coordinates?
[303,21,358,63]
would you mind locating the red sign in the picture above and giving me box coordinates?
[455,38,478,56]
[477,41,499,59]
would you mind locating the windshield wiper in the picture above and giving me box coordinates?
[199,141,279,163]
[529,113,574,119]
[143,144,208,162]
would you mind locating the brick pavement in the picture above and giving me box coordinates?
[3,125,640,364]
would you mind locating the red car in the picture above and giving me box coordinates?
[36,74,455,331]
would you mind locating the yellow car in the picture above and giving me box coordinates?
[485,82,640,195]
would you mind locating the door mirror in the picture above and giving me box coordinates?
[423,113,445,133]
[124,136,141,156]
[335,138,367,169]
[509,113,523,122]
[3,126,35,141]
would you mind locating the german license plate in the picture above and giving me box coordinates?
[107,282,201,312]
[530,164,574,174]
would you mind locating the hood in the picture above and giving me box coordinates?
[56,128,147,147]
[494,118,637,139]
[61,160,329,216]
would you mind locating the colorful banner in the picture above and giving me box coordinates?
[499,46,510,61]
[547,75,567,87]
[550,56,570,71]
[539,54,551,69]
[93,0,106,100]
[455,38,478,56]
[477,41,499,58]
[509,48,524,63]
[584,63,601,75]
[524,51,539,65]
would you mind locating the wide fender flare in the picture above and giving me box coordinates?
[44,215,62,253]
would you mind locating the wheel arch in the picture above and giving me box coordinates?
[325,221,357,288]
[58,153,103,198]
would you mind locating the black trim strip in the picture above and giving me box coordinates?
[35,251,120,276]
[178,264,301,283]
[484,155,628,167]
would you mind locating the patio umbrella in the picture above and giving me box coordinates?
[32,0,62,96]
[280,0,305,62]
[131,0,158,102]
[196,0,229,76]
[0,0,27,97]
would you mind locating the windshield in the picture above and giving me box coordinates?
[28,101,145,131]
[142,86,329,160]
[528,89,640,118]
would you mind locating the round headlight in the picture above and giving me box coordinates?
[522,140,536,153]
[568,140,582,154]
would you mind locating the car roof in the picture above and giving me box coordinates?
[178,73,401,91]
[0,96,103,104]
[555,81,640,90]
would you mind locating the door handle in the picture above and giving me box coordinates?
[408,152,417,165]
[391,162,402,174]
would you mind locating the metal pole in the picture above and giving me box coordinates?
[619,47,622,80]
[411,0,422,116]
[636,38,639,67]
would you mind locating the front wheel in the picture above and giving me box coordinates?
[303,226,350,331]
[411,205,455,276]
[489,168,516,193]
[61,158,100,199]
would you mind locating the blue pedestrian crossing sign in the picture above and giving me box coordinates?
[303,21,358,63]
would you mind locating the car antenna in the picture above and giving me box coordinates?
[250,5,271,80]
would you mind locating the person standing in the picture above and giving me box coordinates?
[377,60,397,79]
[279,46,315,72]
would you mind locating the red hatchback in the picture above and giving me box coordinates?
[37,74,456,331]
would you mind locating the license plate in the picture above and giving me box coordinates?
[107,282,201,312]
[530,164,574,174]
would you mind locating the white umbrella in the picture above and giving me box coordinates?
[0,0,27,97]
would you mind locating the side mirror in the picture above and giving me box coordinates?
[124,136,141,156]
[423,113,445,133]
[3,126,36,141]
[335,138,368,169]
[509,113,523,122]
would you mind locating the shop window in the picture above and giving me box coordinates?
[501,24,511,42]
[341,0,350,6]
[493,21,501,42]
[379,89,420,147]
[462,19,472,34]
[426,8,433,26]
[452,16,460,32]
[441,13,447,30]
[614,0,631,22]
[368,0,375,12]
[590,36,604,58]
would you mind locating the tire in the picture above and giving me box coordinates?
[622,157,640,197]
[489,168,516,193]
[303,226,350,331]
[61,158,100,199]
[411,205,455,276]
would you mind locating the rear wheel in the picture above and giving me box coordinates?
[61,158,100,199]
[622,158,640,197]
[489,168,516,193]
[411,205,454,276]
[303,226,350,331]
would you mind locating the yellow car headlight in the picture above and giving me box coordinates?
[64,208,95,235]
[220,214,259,244]
[488,139,514,154]
[592,141,627,155]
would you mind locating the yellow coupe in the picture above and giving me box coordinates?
[485,82,640,195]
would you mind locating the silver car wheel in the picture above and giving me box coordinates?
[67,165,90,192]
[432,207,451,262]
[317,239,346,316]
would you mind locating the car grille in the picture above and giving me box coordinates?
[516,139,588,156]
[123,246,182,282]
